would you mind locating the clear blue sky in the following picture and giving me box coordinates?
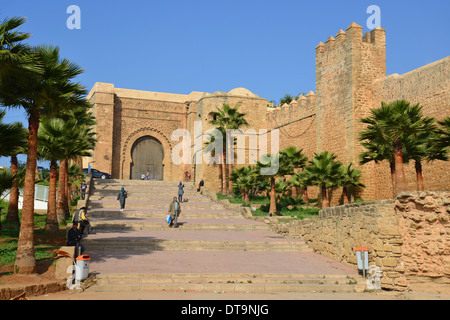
[1,0,449,168]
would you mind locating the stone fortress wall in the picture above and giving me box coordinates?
[263,22,449,204]
[86,22,449,202]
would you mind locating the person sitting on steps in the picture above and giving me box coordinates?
[67,222,85,258]
[73,207,95,237]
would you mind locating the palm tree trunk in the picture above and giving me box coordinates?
[56,159,67,224]
[291,184,297,197]
[321,185,329,208]
[227,163,234,196]
[15,111,38,274]
[65,163,70,217]
[6,154,20,230]
[302,187,309,205]
[64,161,70,219]
[218,154,223,194]
[226,136,234,196]
[244,190,250,202]
[415,160,424,191]
[269,177,277,215]
[222,152,227,194]
[390,160,396,198]
[45,160,59,233]
[342,186,349,205]
[393,139,407,196]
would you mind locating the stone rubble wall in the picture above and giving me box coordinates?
[269,192,450,292]
[394,191,450,293]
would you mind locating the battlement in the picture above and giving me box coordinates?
[266,91,316,126]
[315,22,385,56]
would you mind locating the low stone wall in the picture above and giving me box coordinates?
[269,192,449,293]
[395,191,450,293]
[273,199,407,290]
[204,187,449,292]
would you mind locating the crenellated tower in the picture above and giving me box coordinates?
[315,22,386,201]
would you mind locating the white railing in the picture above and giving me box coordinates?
[2,185,50,202]
[34,185,49,202]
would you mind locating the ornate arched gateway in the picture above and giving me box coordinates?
[130,136,164,180]
[121,127,173,181]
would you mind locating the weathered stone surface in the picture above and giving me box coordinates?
[272,192,449,292]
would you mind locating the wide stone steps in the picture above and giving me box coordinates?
[94,179,195,186]
[87,208,243,218]
[92,186,199,196]
[83,239,312,252]
[88,200,224,210]
[90,219,270,232]
[89,195,210,202]
[88,273,360,293]
[83,179,360,295]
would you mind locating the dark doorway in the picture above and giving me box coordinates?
[130,136,164,180]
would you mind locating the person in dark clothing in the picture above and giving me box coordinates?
[67,223,85,258]
[198,178,204,192]
[117,187,127,211]
[177,182,184,203]
[80,181,87,200]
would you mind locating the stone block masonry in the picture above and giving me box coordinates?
[85,22,449,202]
[395,191,450,293]
[271,192,450,293]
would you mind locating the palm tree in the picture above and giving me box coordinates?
[303,151,343,208]
[279,94,293,106]
[255,147,308,215]
[51,105,96,223]
[436,117,450,151]
[229,165,259,202]
[360,100,437,196]
[57,114,95,223]
[402,129,448,191]
[256,154,279,215]
[38,117,67,233]
[0,169,14,235]
[4,123,28,230]
[380,100,436,195]
[0,110,26,234]
[228,166,247,199]
[0,17,41,85]
[279,147,308,174]
[289,170,310,204]
[204,134,224,193]
[67,163,86,204]
[274,179,289,203]
[359,103,398,196]
[209,104,249,195]
[339,163,366,204]
[1,44,86,274]
[279,146,308,197]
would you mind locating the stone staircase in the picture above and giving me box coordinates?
[82,179,362,294]
[92,273,359,294]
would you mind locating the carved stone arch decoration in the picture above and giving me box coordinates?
[121,127,173,180]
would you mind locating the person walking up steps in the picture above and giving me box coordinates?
[168,196,181,228]
[117,186,127,211]
[80,181,87,200]
[198,178,204,193]
[177,181,184,203]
